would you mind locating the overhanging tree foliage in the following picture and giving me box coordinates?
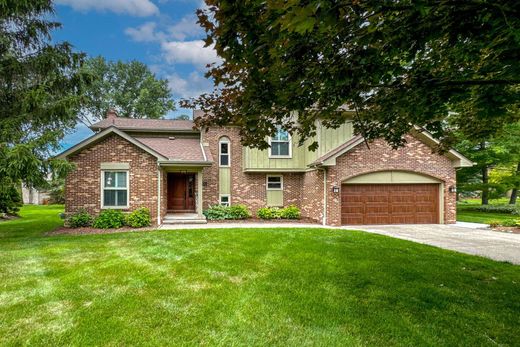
[79,57,175,125]
[183,0,520,150]
[0,0,89,192]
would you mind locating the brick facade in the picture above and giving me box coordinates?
[324,135,457,226]
[201,126,305,215]
[65,128,457,227]
[65,134,160,225]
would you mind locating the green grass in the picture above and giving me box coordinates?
[457,198,519,223]
[1,206,519,346]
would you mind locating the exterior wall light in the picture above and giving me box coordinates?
[449,186,457,193]
[332,186,340,193]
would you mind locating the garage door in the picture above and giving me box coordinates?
[341,184,439,225]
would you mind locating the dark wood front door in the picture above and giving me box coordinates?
[167,173,196,212]
[341,184,439,225]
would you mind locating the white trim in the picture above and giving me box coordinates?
[157,168,161,225]
[219,137,230,167]
[266,175,283,190]
[200,142,207,161]
[100,170,130,209]
[219,194,231,206]
[268,128,292,159]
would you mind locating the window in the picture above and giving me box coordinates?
[219,194,230,206]
[102,171,128,208]
[267,176,283,190]
[270,127,291,157]
[219,137,230,167]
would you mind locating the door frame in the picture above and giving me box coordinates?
[167,172,196,212]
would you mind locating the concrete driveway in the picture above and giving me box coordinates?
[343,223,520,264]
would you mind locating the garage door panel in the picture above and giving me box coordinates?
[341,183,439,225]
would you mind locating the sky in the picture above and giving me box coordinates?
[53,0,217,149]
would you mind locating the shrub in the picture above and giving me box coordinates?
[469,205,520,215]
[125,208,151,228]
[67,209,93,228]
[48,179,65,204]
[486,220,502,228]
[227,204,251,219]
[204,204,252,220]
[280,205,301,219]
[93,209,126,229]
[0,178,22,215]
[501,219,520,227]
[257,206,282,219]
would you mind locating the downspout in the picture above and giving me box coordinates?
[321,167,327,226]
[157,166,161,225]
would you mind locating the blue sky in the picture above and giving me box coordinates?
[53,0,217,149]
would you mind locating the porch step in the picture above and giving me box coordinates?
[162,213,207,225]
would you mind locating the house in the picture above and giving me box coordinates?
[57,110,473,226]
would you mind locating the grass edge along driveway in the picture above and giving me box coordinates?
[0,205,519,346]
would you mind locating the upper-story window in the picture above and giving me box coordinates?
[219,137,230,167]
[270,127,291,158]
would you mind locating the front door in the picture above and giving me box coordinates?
[167,173,196,212]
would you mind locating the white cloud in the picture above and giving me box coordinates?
[168,71,214,99]
[56,0,159,17]
[124,22,165,42]
[168,15,203,40]
[161,40,220,68]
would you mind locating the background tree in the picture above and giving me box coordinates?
[79,57,175,125]
[183,0,520,150]
[174,114,191,120]
[0,0,89,210]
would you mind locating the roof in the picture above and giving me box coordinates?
[90,117,196,132]
[135,136,209,162]
[55,126,212,165]
[309,131,473,168]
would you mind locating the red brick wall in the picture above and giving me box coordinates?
[325,135,457,226]
[201,126,305,216]
[65,134,160,225]
[301,169,325,223]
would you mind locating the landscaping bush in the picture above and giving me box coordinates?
[468,204,520,215]
[204,204,251,220]
[501,219,520,227]
[280,205,301,219]
[67,209,93,228]
[258,206,301,220]
[125,208,151,228]
[257,207,281,219]
[227,204,251,219]
[0,178,22,215]
[486,220,502,228]
[93,209,126,229]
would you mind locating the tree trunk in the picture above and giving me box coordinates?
[482,166,489,205]
[509,162,520,205]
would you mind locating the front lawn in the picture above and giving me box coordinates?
[1,206,519,346]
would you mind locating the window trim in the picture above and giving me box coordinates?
[100,170,130,209]
[266,175,283,191]
[268,128,292,158]
[219,194,231,206]
[219,137,230,167]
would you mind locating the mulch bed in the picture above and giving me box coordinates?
[47,226,156,236]
[490,226,520,234]
[47,218,320,236]
[207,217,319,224]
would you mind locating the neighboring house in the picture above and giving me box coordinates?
[57,110,473,226]
[21,184,50,205]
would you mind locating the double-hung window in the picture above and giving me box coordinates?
[102,171,128,208]
[219,194,230,206]
[219,137,230,167]
[270,127,291,157]
[266,176,283,190]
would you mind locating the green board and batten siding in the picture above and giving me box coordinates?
[219,168,231,195]
[266,190,283,206]
[243,121,354,171]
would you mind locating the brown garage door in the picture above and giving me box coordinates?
[341,184,439,225]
